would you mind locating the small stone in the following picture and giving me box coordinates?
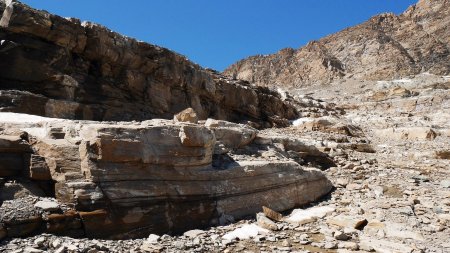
[412,175,429,182]
[281,239,292,247]
[257,213,278,230]
[34,200,60,212]
[173,241,186,250]
[338,241,359,250]
[342,163,355,170]
[51,239,62,248]
[334,231,350,241]
[24,247,43,253]
[54,246,66,253]
[440,180,450,188]
[346,183,362,191]
[183,229,205,238]
[67,244,78,251]
[336,178,349,187]
[324,242,338,249]
[141,242,163,252]
[147,234,160,243]
[34,236,46,247]
[396,206,414,216]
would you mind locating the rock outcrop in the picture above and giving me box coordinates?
[0,114,333,239]
[224,0,450,87]
[0,0,297,126]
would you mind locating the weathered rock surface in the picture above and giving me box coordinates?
[0,113,333,239]
[0,0,297,127]
[224,0,450,87]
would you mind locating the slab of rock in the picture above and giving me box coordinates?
[34,200,60,212]
[359,236,413,253]
[183,229,205,238]
[262,206,283,221]
[327,215,368,230]
[0,117,332,239]
[256,213,278,231]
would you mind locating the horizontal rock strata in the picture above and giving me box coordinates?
[0,115,333,239]
[0,0,297,126]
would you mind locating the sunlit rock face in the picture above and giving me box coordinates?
[0,115,333,239]
[224,0,450,87]
[0,0,297,127]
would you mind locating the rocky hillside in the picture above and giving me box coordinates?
[224,0,450,87]
[1,0,450,252]
[0,0,297,127]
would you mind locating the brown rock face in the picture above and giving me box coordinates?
[224,0,450,87]
[0,1,297,126]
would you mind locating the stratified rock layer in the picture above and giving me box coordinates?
[0,0,297,126]
[224,0,450,87]
[0,115,333,239]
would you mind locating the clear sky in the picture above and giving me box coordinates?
[20,0,418,71]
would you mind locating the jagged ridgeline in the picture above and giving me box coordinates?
[224,0,450,87]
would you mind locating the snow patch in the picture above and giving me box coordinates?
[292,118,313,127]
[222,224,269,240]
[277,88,287,100]
[285,206,335,224]
[0,112,63,123]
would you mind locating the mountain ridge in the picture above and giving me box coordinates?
[223,0,450,87]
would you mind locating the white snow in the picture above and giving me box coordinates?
[0,112,63,123]
[277,88,288,100]
[222,224,269,240]
[285,206,336,224]
[292,117,313,127]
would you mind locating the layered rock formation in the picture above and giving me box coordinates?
[0,114,333,239]
[224,0,450,87]
[0,0,297,126]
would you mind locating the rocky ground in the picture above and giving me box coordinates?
[1,74,449,252]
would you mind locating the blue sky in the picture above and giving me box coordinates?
[21,0,417,71]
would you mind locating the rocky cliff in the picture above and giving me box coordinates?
[0,0,336,240]
[224,0,450,87]
[0,0,297,126]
